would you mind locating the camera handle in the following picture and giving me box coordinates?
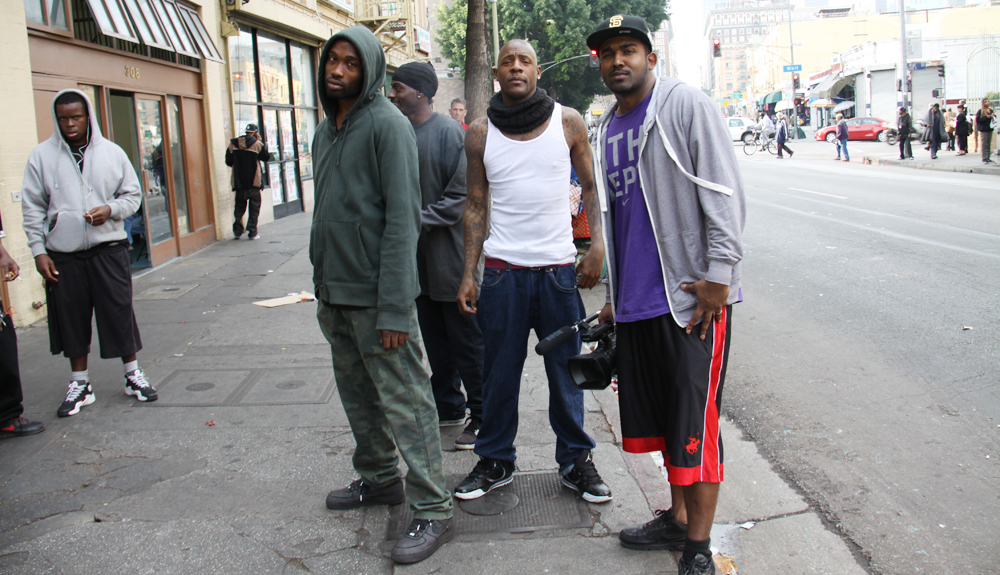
[534,312,599,356]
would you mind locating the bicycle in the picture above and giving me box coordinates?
[743,129,776,155]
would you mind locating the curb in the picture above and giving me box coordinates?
[864,155,1000,175]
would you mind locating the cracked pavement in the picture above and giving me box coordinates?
[1,213,866,574]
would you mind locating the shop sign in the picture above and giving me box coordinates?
[416,26,431,55]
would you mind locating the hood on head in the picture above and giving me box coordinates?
[317,26,387,120]
[50,88,104,145]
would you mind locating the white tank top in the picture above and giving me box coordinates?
[483,103,576,267]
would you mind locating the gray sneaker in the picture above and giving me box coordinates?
[455,417,480,450]
[390,517,454,564]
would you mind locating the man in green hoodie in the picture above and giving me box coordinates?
[310,26,453,564]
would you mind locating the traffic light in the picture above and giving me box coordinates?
[713,39,721,58]
[590,49,599,68]
[792,73,800,89]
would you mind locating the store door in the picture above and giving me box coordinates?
[262,108,303,219]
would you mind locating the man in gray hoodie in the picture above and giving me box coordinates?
[21,89,155,418]
[587,16,745,575]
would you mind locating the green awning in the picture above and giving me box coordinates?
[760,91,783,105]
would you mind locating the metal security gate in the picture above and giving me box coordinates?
[967,35,1000,108]
[911,67,942,117]
[870,70,897,122]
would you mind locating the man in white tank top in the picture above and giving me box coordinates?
[453,39,612,504]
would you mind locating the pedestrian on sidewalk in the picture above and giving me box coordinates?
[928,103,946,160]
[21,90,155,418]
[944,107,956,151]
[0,221,45,439]
[225,124,269,240]
[449,98,468,130]
[775,112,793,158]
[975,99,996,164]
[387,62,485,451]
[897,107,913,160]
[588,16,745,575]
[454,39,612,506]
[834,113,850,161]
[310,26,453,565]
[955,104,970,155]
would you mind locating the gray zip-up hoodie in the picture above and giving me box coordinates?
[22,89,141,257]
[592,77,745,327]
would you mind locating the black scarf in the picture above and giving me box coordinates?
[487,88,555,134]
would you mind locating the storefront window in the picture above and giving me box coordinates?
[137,98,174,244]
[167,96,190,235]
[257,31,290,105]
[290,42,315,108]
[295,108,315,179]
[229,30,258,103]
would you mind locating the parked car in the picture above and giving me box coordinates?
[814,117,891,143]
[727,116,757,143]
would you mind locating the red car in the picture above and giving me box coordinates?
[815,117,892,143]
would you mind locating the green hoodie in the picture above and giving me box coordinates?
[309,26,421,332]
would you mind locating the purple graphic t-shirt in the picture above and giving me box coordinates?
[607,93,670,323]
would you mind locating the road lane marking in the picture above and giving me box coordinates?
[788,187,848,199]
[748,197,1000,260]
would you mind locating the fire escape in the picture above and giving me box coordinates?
[354,0,415,58]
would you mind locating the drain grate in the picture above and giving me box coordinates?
[386,471,592,539]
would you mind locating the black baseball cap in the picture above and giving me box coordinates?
[245,123,258,132]
[587,15,652,52]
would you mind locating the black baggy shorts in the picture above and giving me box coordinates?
[616,307,732,486]
[46,242,142,359]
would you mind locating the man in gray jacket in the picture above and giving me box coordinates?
[588,16,745,575]
[22,89,155,418]
[388,62,484,450]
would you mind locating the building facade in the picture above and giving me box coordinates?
[1,0,428,326]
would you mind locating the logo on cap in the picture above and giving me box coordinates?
[610,15,624,27]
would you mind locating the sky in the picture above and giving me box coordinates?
[669,1,706,87]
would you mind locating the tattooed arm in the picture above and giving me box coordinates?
[456,117,491,315]
[564,108,605,290]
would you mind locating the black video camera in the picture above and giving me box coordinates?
[534,312,617,390]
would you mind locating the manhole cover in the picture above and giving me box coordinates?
[276,380,306,390]
[269,241,282,244]
[387,471,590,539]
[458,491,519,516]
[135,284,198,300]
[162,287,180,292]
[186,382,216,392]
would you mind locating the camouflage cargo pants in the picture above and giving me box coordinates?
[317,303,452,519]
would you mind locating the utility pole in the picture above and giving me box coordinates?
[900,0,909,109]
[787,3,797,138]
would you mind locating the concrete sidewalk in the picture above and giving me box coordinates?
[861,140,1000,175]
[0,213,866,575]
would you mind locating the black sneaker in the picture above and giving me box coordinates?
[678,553,717,575]
[124,369,157,402]
[561,449,612,503]
[58,381,95,417]
[325,478,405,510]
[619,508,688,551]
[454,417,480,450]
[248,233,261,240]
[454,457,514,500]
[390,517,454,564]
[0,417,45,438]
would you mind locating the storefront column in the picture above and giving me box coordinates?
[0,1,47,327]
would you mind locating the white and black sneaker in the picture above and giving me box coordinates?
[124,369,158,402]
[454,456,515,500]
[561,449,613,503]
[58,381,95,417]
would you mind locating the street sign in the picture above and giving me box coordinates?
[783,64,802,72]
[733,92,743,98]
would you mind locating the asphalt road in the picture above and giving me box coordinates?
[727,138,1000,575]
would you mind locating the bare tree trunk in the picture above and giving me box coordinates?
[465,0,492,123]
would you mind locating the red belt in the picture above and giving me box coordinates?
[484,257,573,270]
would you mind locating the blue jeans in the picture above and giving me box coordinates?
[474,264,596,473]
[837,138,850,160]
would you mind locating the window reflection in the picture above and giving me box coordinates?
[137,99,173,244]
